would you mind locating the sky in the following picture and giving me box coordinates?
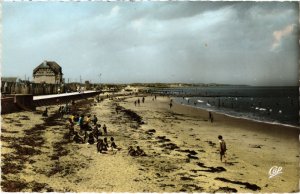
[2,2,299,86]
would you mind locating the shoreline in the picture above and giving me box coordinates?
[173,99,299,130]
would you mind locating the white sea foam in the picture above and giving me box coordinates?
[197,100,204,103]
[174,100,298,129]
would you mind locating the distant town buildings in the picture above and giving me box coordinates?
[33,60,63,84]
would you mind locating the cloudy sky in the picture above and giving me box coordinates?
[2,2,299,85]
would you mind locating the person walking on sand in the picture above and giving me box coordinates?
[218,135,227,163]
[142,97,145,103]
[134,101,137,106]
[137,99,140,106]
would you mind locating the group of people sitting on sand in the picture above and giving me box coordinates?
[42,98,146,157]
[128,146,146,156]
[66,112,120,154]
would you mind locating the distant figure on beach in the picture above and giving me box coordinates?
[209,112,214,123]
[136,146,147,156]
[155,95,157,100]
[67,119,75,141]
[134,101,137,106]
[218,135,227,163]
[127,146,146,156]
[97,139,108,153]
[142,97,145,103]
[88,133,95,144]
[169,102,173,109]
[42,108,48,117]
[93,124,102,140]
[73,132,84,144]
[69,113,75,124]
[104,137,109,148]
[110,137,120,151]
[74,114,79,123]
[92,115,98,126]
[78,114,84,128]
[83,115,92,131]
[137,99,140,106]
[128,146,137,156]
[103,124,107,135]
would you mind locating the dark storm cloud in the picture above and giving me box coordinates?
[2,2,299,85]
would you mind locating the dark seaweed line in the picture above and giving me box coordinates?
[215,177,261,191]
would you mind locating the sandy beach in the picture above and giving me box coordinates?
[1,95,299,192]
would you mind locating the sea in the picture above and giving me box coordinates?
[148,86,299,127]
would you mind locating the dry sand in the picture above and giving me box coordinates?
[1,95,299,192]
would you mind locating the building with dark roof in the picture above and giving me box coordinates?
[33,60,63,84]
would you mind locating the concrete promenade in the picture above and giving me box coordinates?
[33,90,96,100]
[1,91,100,114]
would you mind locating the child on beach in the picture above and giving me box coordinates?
[88,133,95,144]
[97,139,108,153]
[93,124,102,140]
[42,108,48,117]
[128,146,137,156]
[136,146,146,156]
[110,137,120,151]
[103,124,107,135]
[104,137,109,148]
[218,135,227,163]
[92,115,98,126]
[209,112,214,123]
[73,132,84,144]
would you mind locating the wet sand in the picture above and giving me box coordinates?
[1,95,299,192]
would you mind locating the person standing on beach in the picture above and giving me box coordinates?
[209,112,214,123]
[169,102,173,109]
[218,135,227,163]
[42,108,48,117]
[92,115,98,126]
[137,99,140,106]
[142,97,145,103]
[103,124,107,135]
